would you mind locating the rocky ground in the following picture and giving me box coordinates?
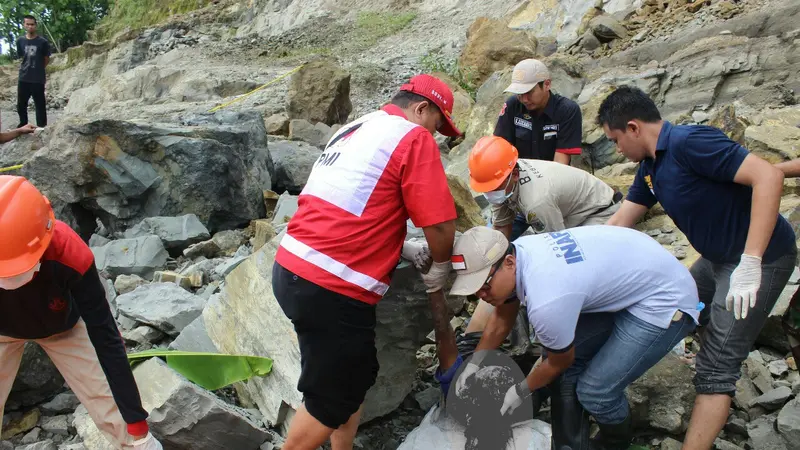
[0,0,799,448]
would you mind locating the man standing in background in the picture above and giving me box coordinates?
[17,15,51,128]
[493,58,584,239]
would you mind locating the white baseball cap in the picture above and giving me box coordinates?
[449,227,510,296]
[505,59,551,95]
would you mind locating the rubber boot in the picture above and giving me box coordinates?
[549,379,591,450]
[591,413,633,450]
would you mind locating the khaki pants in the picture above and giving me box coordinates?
[0,321,134,449]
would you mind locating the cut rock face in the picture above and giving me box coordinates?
[92,236,168,280]
[116,283,206,336]
[123,214,210,252]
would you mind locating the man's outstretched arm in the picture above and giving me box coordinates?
[0,124,35,143]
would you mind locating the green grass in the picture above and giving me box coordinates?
[0,54,14,66]
[351,11,417,49]
[95,0,212,40]
[419,50,478,99]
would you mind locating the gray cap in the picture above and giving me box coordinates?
[449,227,510,296]
[505,59,551,95]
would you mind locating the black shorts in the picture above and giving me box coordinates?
[271,262,379,428]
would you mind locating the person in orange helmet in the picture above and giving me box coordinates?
[470,135,622,241]
[0,176,163,450]
[463,135,625,338]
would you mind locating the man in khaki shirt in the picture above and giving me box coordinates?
[475,137,622,240]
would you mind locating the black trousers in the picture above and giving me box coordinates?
[17,81,47,127]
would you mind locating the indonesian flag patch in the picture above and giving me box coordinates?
[451,255,467,270]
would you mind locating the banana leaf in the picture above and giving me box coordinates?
[127,349,273,391]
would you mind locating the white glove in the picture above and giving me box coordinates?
[421,260,450,293]
[401,240,431,272]
[726,254,762,320]
[132,433,163,450]
[500,381,529,416]
[454,362,480,396]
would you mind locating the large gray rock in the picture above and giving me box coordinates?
[627,353,695,434]
[271,192,299,227]
[168,315,218,353]
[123,215,210,252]
[116,283,206,336]
[269,139,322,192]
[204,237,438,426]
[778,397,800,449]
[757,387,791,410]
[92,236,168,280]
[75,359,269,449]
[8,344,65,408]
[20,111,273,236]
[40,392,80,415]
[749,414,789,450]
[288,119,333,149]
[287,59,352,126]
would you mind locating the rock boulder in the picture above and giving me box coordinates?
[627,353,695,434]
[459,17,537,86]
[8,344,65,408]
[91,236,168,280]
[204,236,437,426]
[287,59,352,126]
[74,359,269,450]
[116,283,206,336]
[269,139,322,193]
[123,214,210,252]
[21,111,273,236]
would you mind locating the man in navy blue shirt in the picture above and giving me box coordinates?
[600,86,796,450]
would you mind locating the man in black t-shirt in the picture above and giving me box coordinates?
[494,59,583,165]
[492,59,584,240]
[16,15,51,128]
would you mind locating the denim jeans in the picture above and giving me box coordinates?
[691,247,797,395]
[552,310,696,425]
[510,214,529,241]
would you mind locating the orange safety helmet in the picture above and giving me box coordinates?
[0,176,55,278]
[468,136,519,192]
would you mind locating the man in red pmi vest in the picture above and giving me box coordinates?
[0,176,162,449]
[272,74,461,450]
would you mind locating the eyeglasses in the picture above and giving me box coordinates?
[480,246,513,292]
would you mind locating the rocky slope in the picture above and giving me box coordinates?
[0,0,799,449]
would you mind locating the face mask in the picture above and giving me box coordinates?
[484,190,513,205]
[0,262,41,291]
[484,175,514,205]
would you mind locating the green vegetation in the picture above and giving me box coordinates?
[348,11,417,50]
[94,0,211,40]
[0,54,14,65]
[0,0,110,55]
[419,49,478,99]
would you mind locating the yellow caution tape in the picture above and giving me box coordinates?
[0,164,23,173]
[208,65,305,113]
